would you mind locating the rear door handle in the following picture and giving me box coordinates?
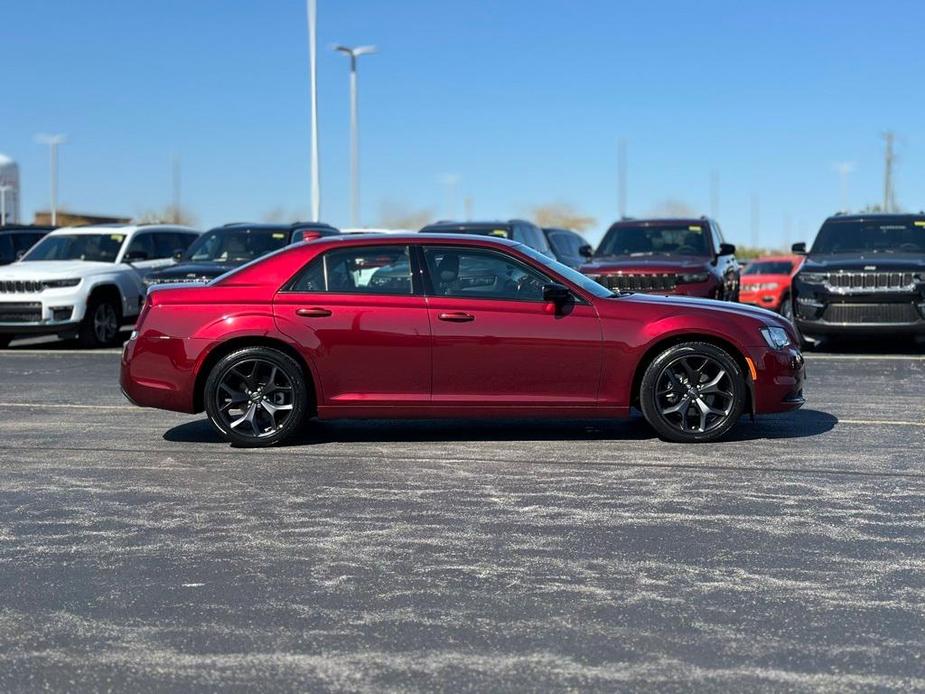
[296,307,332,318]
[438,311,475,322]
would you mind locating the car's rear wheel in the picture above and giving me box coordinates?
[78,296,122,348]
[640,342,746,443]
[204,347,308,447]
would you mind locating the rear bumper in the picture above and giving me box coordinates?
[747,344,805,414]
[120,334,200,413]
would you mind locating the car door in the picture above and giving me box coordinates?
[274,244,432,411]
[421,245,603,407]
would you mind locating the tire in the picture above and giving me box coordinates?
[204,346,309,447]
[78,295,122,348]
[779,294,794,321]
[639,341,747,443]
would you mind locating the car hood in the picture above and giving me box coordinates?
[619,292,787,326]
[582,256,710,274]
[0,260,117,279]
[148,262,237,281]
[801,255,925,272]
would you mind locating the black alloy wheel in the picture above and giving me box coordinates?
[640,342,746,443]
[204,347,308,447]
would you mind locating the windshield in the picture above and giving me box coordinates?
[517,244,615,298]
[596,223,711,257]
[22,233,125,263]
[810,219,925,255]
[744,261,793,275]
[185,227,290,263]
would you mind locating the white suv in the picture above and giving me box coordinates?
[0,224,199,348]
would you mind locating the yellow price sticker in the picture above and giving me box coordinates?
[110,234,125,242]
[688,225,702,231]
[914,221,925,227]
[490,229,509,238]
[272,233,286,239]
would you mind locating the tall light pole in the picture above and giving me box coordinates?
[334,45,376,227]
[35,133,66,225]
[833,161,855,212]
[307,0,321,221]
[0,184,10,226]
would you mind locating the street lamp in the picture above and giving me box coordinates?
[334,44,376,227]
[0,184,11,226]
[307,0,321,222]
[35,133,67,225]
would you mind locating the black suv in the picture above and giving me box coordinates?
[419,219,555,258]
[0,225,55,265]
[145,221,340,286]
[791,213,925,342]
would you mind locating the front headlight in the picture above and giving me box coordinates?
[797,272,826,283]
[43,278,81,289]
[760,326,791,350]
[744,282,780,291]
[678,272,709,284]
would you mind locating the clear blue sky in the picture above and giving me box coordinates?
[4,0,924,247]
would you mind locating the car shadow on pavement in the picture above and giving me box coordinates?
[163,408,837,447]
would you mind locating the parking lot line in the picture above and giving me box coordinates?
[0,402,135,410]
[0,349,123,355]
[804,354,925,360]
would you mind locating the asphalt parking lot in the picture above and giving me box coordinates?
[0,339,923,692]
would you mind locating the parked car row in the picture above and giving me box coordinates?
[3,211,924,349]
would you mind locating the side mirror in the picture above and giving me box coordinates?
[718,243,736,256]
[123,250,148,263]
[173,250,184,261]
[791,242,807,255]
[579,244,593,259]
[543,282,572,304]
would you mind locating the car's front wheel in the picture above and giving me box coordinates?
[78,296,122,348]
[639,342,746,443]
[779,294,794,321]
[204,347,309,447]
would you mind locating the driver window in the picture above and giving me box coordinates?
[125,233,155,261]
[423,247,551,302]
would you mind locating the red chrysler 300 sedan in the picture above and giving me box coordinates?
[121,234,804,446]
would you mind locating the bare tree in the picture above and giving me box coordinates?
[646,199,699,218]
[528,202,596,232]
[378,201,435,230]
[135,205,197,226]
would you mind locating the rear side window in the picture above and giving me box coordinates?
[289,245,413,295]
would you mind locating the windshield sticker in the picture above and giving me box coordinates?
[915,221,925,227]
[490,229,509,237]
[110,235,125,242]
[688,225,702,231]
[272,233,286,239]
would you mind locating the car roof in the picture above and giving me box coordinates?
[608,217,711,227]
[824,213,924,223]
[304,232,522,249]
[0,224,56,233]
[48,224,197,236]
[420,220,521,230]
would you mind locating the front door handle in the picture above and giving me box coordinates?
[296,307,332,318]
[438,311,475,322]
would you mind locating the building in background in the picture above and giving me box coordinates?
[0,153,21,224]
[33,210,131,226]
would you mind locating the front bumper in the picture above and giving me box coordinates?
[0,287,88,335]
[739,289,783,311]
[746,344,805,414]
